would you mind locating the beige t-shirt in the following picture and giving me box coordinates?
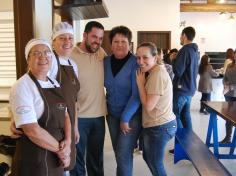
[143,64,175,128]
[70,45,107,118]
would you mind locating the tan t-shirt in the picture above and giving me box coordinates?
[143,64,175,128]
[71,44,107,118]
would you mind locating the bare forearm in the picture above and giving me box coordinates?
[64,113,71,144]
[23,125,59,152]
[74,103,78,131]
[138,84,148,108]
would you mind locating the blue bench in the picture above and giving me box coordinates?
[174,128,231,176]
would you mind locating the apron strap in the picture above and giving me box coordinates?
[54,51,62,84]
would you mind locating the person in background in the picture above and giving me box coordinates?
[172,26,199,130]
[220,50,236,144]
[136,42,176,176]
[104,26,142,176]
[156,48,174,80]
[9,39,71,176]
[169,26,199,154]
[70,21,107,176]
[163,48,178,65]
[221,48,234,75]
[198,54,218,115]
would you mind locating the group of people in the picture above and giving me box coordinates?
[198,48,236,144]
[9,20,200,176]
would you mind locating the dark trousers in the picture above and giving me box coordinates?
[70,117,105,176]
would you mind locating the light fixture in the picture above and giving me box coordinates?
[219,12,235,21]
[228,13,235,20]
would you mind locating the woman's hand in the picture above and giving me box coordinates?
[120,122,131,135]
[223,84,229,95]
[136,69,146,87]
[62,156,70,168]
[56,139,71,163]
[74,128,80,144]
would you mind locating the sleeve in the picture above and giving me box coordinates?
[172,48,189,77]
[146,69,165,96]
[121,62,141,123]
[9,82,38,128]
[208,65,218,78]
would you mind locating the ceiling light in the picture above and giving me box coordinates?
[228,13,235,20]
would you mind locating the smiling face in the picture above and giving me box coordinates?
[27,44,52,76]
[111,33,130,59]
[53,33,74,57]
[136,46,157,73]
[84,27,104,53]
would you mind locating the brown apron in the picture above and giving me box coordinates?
[55,53,80,170]
[11,72,66,176]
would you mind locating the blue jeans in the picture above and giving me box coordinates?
[143,120,177,176]
[173,93,192,130]
[106,113,142,176]
[70,117,105,176]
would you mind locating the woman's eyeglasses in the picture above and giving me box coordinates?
[30,50,52,58]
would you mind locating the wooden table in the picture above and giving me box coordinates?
[203,101,236,159]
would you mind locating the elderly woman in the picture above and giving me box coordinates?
[9,39,71,176]
[104,26,142,176]
[136,42,177,176]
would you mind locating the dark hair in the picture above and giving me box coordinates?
[109,26,132,44]
[84,21,104,33]
[182,26,196,41]
[169,48,178,54]
[225,48,234,60]
[137,42,157,56]
[198,54,209,75]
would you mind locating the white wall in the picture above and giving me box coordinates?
[76,0,181,51]
[34,0,53,40]
[181,12,236,55]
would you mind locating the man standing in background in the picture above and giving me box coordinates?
[171,26,199,132]
[70,21,107,176]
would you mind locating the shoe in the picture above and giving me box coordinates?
[219,137,231,144]
[169,149,174,155]
[203,110,209,115]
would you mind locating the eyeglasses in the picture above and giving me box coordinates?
[29,50,53,58]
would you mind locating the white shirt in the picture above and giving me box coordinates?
[48,54,79,80]
[9,74,60,128]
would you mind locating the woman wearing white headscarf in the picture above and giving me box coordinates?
[10,39,71,176]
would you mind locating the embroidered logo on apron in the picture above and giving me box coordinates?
[56,103,66,111]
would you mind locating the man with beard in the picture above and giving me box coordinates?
[70,21,107,176]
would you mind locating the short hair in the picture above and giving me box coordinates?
[84,21,104,33]
[169,48,178,54]
[109,26,132,44]
[182,26,196,41]
[137,42,157,57]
